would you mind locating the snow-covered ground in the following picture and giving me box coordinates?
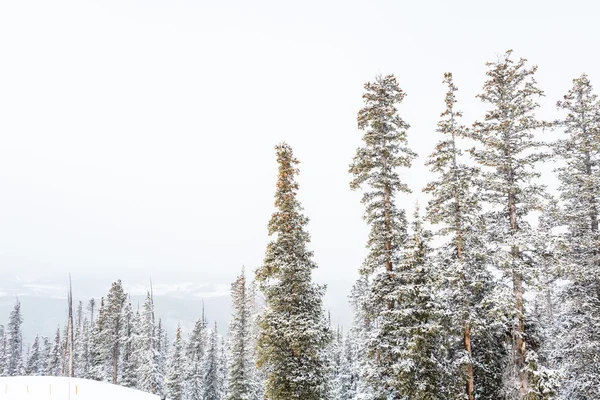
[0,377,161,400]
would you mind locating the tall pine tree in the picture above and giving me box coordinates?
[227,268,255,400]
[424,72,500,399]
[349,74,417,399]
[552,73,600,399]
[255,142,331,400]
[469,50,549,399]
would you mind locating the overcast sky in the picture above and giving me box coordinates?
[0,0,598,317]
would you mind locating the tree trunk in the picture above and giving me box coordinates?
[464,323,475,400]
[509,188,527,397]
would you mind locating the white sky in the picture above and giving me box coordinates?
[0,0,598,321]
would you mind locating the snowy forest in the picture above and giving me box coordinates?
[1,49,599,400]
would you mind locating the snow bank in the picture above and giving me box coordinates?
[0,376,161,400]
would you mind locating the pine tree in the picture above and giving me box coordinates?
[255,143,331,400]
[76,315,91,379]
[0,325,6,376]
[73,301,83,376]
[202,322,221,400]
[89,297,109,381]
[5,299,24,376]
[218,336,229,399]
[157,318,169,395]
[372,205,443,399]
[25,334,43,376]
[136,291,161,394]
[166,324,186,400]
[552,73,600,399]
[349,74,417,399]
[40,336,51,376]
[104,280,127,384]
[186,315,208,400]
[46,327,62,376]
[469,50,550,399]
[121,299,137,388]
[424,72,500,399]
[335,333,357,400]
[247,281,265,400]
[227,268,254,400]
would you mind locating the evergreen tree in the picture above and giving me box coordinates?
[5,299,24,376]
[25,334,43,376]
[552,73,600,399]
[218,336,229,399]
[166,324,186,400]
[255,143,331,400]
[424,72,501,399]
[335,333,357,400]
[121,299,137,388]
[374,205,443,399]
[40,336,51,376]
[136,291,161,394]
[104,280,127,384]
[89,297,109,381]
[349,74,417,399]
[46,327,62,376]
[0,325,5,375]
[156,318,168,394]
[202,322,221,400]
[77,315,91,379]
[186,315,208,400]
[73,301,83,376]
[227,268,255,400]
[469,50,549,399]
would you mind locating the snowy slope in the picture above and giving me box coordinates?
[0,377,162,400]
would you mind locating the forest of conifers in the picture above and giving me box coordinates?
[1,49,599,400]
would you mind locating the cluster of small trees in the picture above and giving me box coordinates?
[0,286,230,400]
[1,49,598,400]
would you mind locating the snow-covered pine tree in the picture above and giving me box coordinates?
[247,281,265,400]
[376,205,444,399]
[255,142,331,400]
[0,325,5,375]
[347,275,373,400]
[166,324,185,400]
[219,336,229,399]
[552,73,600,399]
[227,268,255,400]
[25,334,43,376]
[120,298,137,388]
[423,72,498,399]
[328,326,343,400]
[335,332,357,400]
[156,318,167,392]
[5,299,24,376]
[105,280,127,384]
[468,50,550,399]
[136,291,161,394]
[73,300,83,376]
[46,327,62,376]
[89,297,108,381]
[202,322,221,400]
[348,74,417,399]
[40,336,51,376]
[186,315,207,400]
[76,315,91,379]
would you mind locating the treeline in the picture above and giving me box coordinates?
[1,49,600,400]
[0,283,235,399]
